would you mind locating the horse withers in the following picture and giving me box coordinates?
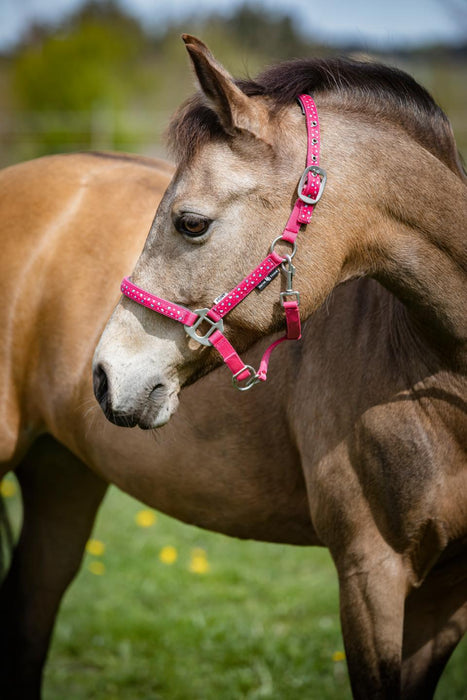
[94,36,467,699]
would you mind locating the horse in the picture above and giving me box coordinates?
[0,35,464,699]
[93,35,467,699]
[0,151,324,700]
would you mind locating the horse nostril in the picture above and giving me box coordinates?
[149,383,166,403]
[93,363,109,407]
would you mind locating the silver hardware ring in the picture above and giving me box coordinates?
[184,308,224,346]
[232,365,261,391]
[270,236,297,260]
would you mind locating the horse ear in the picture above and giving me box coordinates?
[182,34,268,141]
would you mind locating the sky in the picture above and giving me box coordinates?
[0,0,466,50]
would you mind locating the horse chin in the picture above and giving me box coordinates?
[99,390,179,431]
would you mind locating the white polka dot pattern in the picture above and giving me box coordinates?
[210,251,284,318]
[120,278,198,326]
[297,94,322,224]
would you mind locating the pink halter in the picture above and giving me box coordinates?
[121,94,326,390]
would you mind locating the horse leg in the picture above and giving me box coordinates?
[335,544,408,700]
[305,449,409,698]
[0,435,107,700]
[401,548,467,699]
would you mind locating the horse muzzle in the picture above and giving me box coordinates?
[92,359,179,430]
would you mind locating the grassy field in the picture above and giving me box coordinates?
[2,478,466,699]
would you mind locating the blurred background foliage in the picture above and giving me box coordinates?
[0,0,466,167]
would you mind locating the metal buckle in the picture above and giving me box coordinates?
[280,290,300,306]
[232,365,261,391]
[184,308,224,346]
[297,165,327,205]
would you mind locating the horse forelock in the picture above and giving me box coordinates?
[167,57,464,177]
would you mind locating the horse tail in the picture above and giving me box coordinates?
[0,492,15,583]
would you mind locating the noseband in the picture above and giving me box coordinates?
[121,94,326,390]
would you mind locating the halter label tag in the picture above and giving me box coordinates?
[256,267,280,292]
[213,292,228,305]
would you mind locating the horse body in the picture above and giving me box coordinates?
[0,36,466,700]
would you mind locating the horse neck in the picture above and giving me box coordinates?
[372,142,466,369]
[301,109,466,371]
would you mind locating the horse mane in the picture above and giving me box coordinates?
[168,57,465,178]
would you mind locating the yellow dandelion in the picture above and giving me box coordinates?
[88,561,106,576]
[135,510,157,528]
[0,479,17,498]
[86,539,105,556]
[332,651,346,662]
[189,550,210,574]
[159,545,178,565]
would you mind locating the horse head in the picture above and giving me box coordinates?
[93,35,464,429]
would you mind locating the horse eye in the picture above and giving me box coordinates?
[176,214,211,238]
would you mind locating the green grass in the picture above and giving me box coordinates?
[2,480,466,698]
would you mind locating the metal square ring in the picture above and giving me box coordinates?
[184,308,224,346]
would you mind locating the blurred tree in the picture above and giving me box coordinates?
[226,4,314,60]
[9,0,152,157]
[12,0,146,112]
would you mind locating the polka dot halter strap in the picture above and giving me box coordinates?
[121,94,326,391]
